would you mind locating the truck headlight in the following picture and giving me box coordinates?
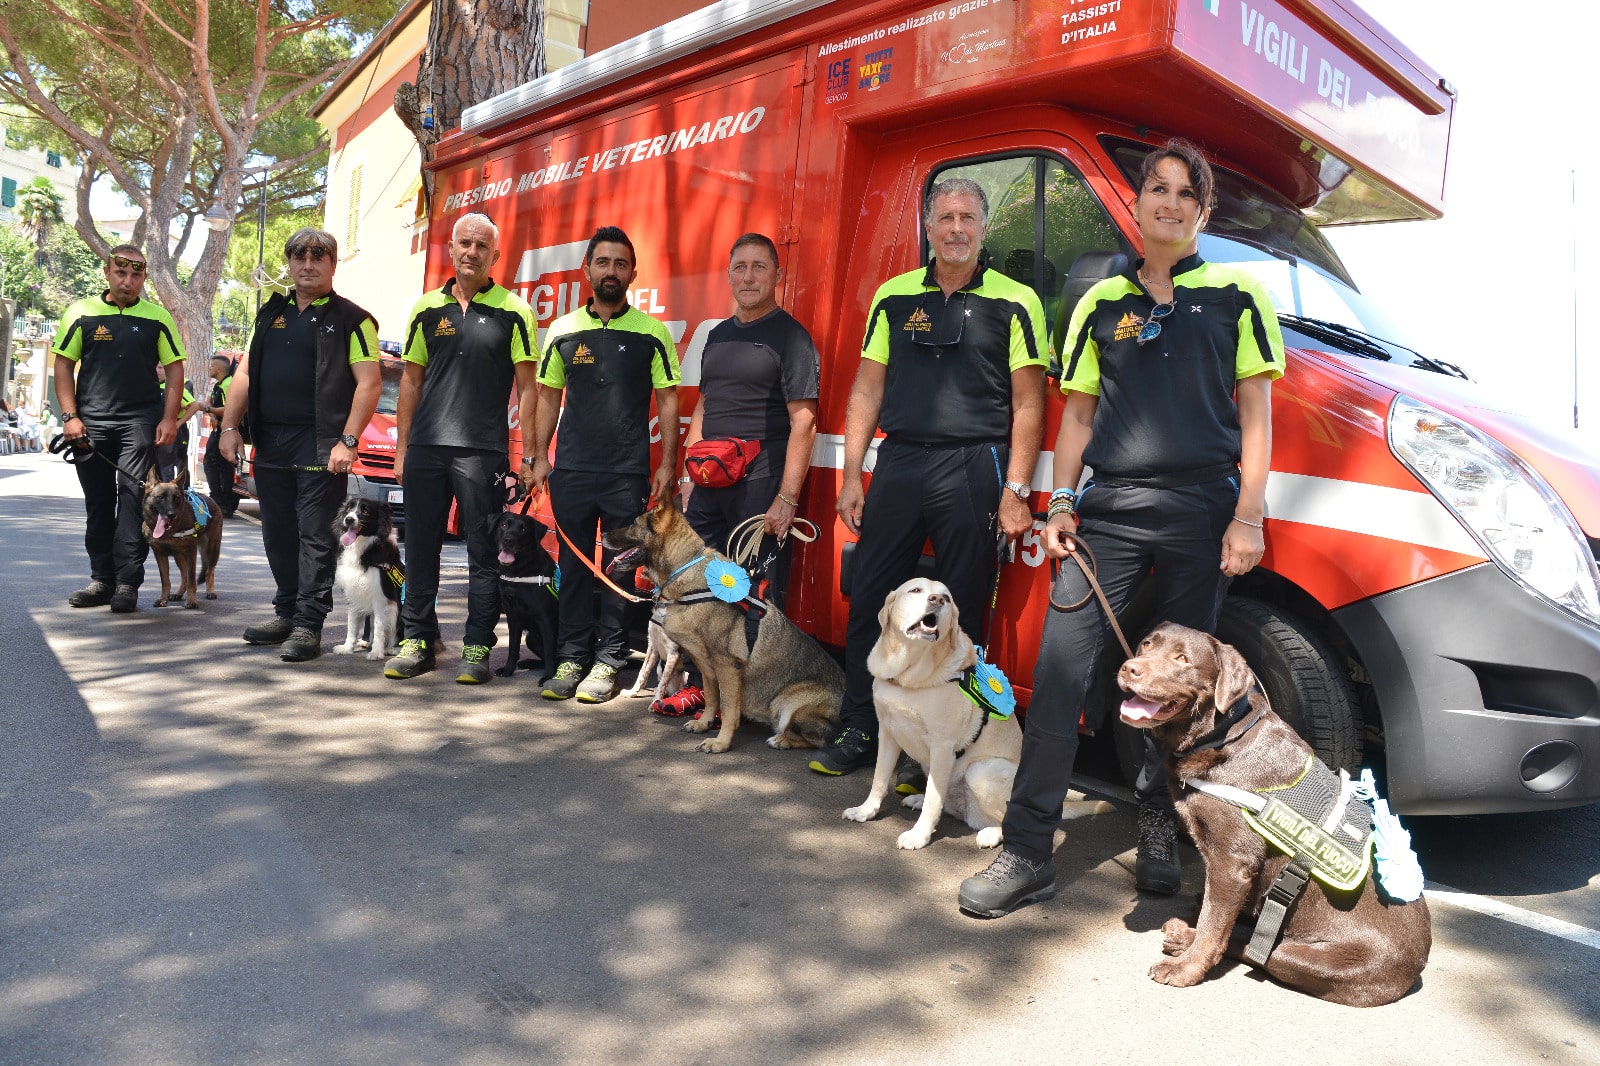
[1388,395,1600,626]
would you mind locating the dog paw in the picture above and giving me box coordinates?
[1148,957,1208,987]
[696,736,730,754]
[842,804,879,823]
[1160,918,1196,957]
[901,794,925,811]
[183,600,199,610]
[766,734,794,749]
[333,644,356,655]
[205,592,217,600]
[684,718,711,734]
[154,598,169,608]
[895,828,934,851]
[975,827,1003,848]
[364,649,386,661]
[494,666,516,678]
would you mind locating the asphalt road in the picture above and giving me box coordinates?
[3,449,1598,1066]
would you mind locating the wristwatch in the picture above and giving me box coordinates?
[339,433,359,448]
[1004,480,1030,502]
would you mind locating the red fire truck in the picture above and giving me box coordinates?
[424,0,1600,814]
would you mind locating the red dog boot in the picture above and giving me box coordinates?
[650,684,705,718]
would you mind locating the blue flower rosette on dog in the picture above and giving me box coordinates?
[960,648,1016,720]
[704,558,751,603]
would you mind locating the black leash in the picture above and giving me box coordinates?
[48,432,148,489]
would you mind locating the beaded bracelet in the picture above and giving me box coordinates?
[1050,487,1077,502]
[1046,500,1077,520]
[1231,515,1264,530]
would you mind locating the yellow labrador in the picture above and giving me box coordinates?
[843,579,1021,850]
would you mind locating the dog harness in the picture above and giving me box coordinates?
[1185,754,1423,965]
[657,552,766,651]
[948,651,1016,755]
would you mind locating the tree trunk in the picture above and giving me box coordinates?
[396,0,547,204]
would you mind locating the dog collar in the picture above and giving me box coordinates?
[663,552,711,586]
[1174,685,1263,757]
[500,574,554,584]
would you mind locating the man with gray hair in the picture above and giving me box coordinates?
[218,227,382,662]
[812,176,1048,776]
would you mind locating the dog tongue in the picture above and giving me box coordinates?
[341,530,358,547]
[152,516,168,539]
[498,550,515,565]
[1120,695,1168,722]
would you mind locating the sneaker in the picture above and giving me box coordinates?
[281,627,322,662]
[894,752,927,796]
[808,726,876,776]
[650,684,705,717]
[385,638,437,680]
[958,850,1057,918]
[68,580,114,608]
[109,584,139,613]
[576,662,621,704]
[1135,800,1182,895]
[456,644,492,685]
[541,661,585,700]
[243,616,295,645]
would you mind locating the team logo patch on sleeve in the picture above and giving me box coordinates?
[1112,312,1143,342]
[901,307,932,334]
[572,343,594,365]
[433,318,456,337]
[92,325,114,341]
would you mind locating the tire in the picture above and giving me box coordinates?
[1112,596,1361,786]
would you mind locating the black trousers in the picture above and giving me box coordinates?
[154,428,190,482]
[1002,477,1238,863]
[75,422,155,587]
[550,467,650,669]
[256,464,349,630]
[400,445,506,647]
[839,438,1007,733]
[203,430,240,515]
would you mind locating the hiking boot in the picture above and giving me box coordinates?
[541,661,585,700]
[281,627,322,662]
[895,752,927,796]
[243,616,295,645]
[808,726,876,776]
[69,580,114,608]
[576,662,621,704]
[456,644,493,685]
[385,638,437,680]
[1135,800,1182,895]
[958,850,1057,918]
[650,684,704,717]
[109,584,139,613]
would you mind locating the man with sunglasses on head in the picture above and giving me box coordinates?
[819,177,1048,777]
[218,228,382,663]
[52,245,186,614]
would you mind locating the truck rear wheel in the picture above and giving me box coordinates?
[1111,596,1361,786]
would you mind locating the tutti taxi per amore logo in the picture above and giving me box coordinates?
[858,48,893,91]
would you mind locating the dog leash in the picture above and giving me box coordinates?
[511,481,652,605]
[1048,530,1135,660]
[49,432,148,488]
[726,513,819,579]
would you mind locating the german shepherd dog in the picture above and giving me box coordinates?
[142,467,222,609]
[332,498,404,659]
[488,510,560,681]
[605,496,843,754]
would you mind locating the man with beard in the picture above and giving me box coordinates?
[525,225,681,704]
[386,212,539,683]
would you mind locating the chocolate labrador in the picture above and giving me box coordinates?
[1118,622,1430,1007]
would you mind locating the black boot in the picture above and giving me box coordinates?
[1135,800,1182,895]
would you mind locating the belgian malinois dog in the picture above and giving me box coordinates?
[142,466,223,609]
[605,496,842,754]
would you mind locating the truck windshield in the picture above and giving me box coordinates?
[377,360,402,415]
[1102,138,1456,377]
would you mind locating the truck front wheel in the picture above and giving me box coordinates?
[1111,596,1361,785]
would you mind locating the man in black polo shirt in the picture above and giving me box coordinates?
[51,244,185,613]
[218,228,382,662]
[386,212,539,684]
[815,178,1049,776]
[526,225,681,704]
[656,232,819,717]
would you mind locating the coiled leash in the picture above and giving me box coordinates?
[48,432,149,488]
[1047,529,1135,660]
[725,512,819,586]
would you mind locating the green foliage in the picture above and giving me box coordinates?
[13,177,65,253]
[1,221,108,317]
[0,226,47,313]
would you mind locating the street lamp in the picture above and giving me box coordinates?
[205,164,271,315]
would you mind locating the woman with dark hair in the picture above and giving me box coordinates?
[959,138,1285,918]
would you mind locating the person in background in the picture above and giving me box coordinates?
[202,353,241,517]
[154,374,203,480]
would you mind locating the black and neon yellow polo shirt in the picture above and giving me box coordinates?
[403,278,535,453]
[861,262,1048,444]
[259,295,379,425]
[1061,253,1285,479]
[51,293,185,425]
[539,300,681,476]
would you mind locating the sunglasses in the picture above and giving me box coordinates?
[1135,301,1175,345]
[109,255,148,274]
[288,247,331,262]
[911,291,969,348]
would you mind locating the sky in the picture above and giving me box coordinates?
[1324,0,1596,444]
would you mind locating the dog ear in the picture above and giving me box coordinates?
[1209,635,1255,711]
[175,466,189,491]
[145,465,160,491]
[877,586,901,629]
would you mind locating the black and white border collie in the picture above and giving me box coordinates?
[332,498,404,659]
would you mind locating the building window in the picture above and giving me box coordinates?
[1,177,16,208]
[46,151,62,168]
[345,164,363,254]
